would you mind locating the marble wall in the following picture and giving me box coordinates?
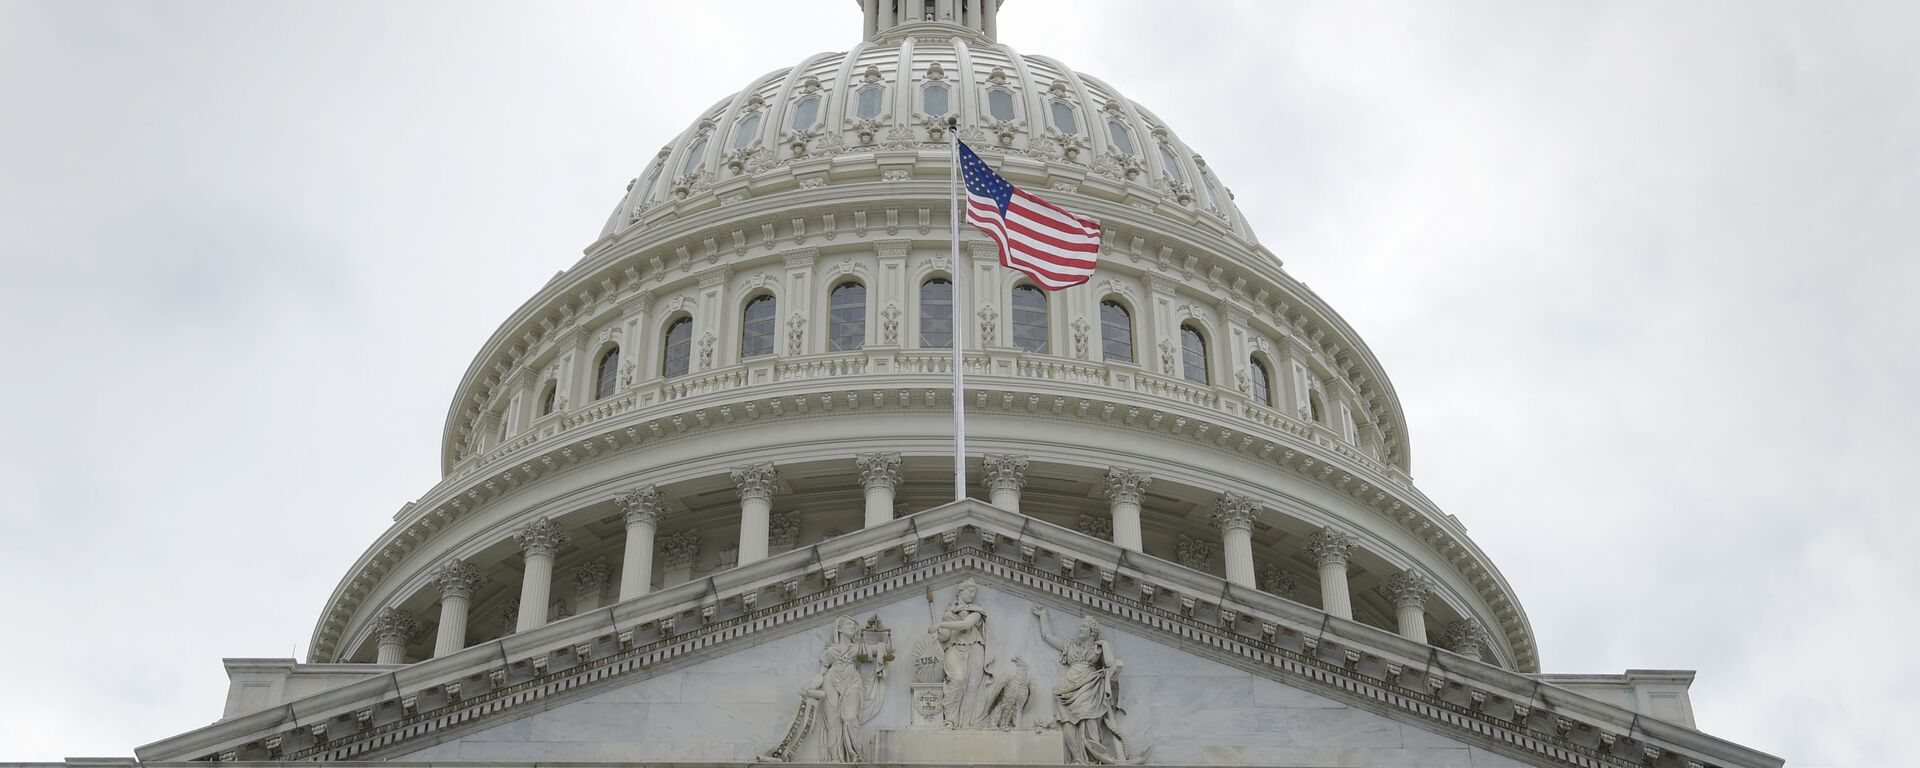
[393,581,1533,766]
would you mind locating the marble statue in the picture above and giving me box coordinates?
[928,578,995,727]
[760,615,892,762]
[1033,608,1147,764]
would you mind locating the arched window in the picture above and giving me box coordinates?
[741,295,777,358]
[829,281,866,351]
[856,85,885,120]
[919,278,953,348]
[1158,144,1186,184]
[1200,172,1223,212]
[987,90,1016,121]
[1050,101,1079,134]
[1107,119,1135,156]
[922,83,950,116]
[640,165,662,200]
[792,96,821,130]
[1249,357,1272,407]
[680,137,707,176]
[1180,324,1209,384]
[662,317,693,379]
[1010,285,1048,353]
[1099,300,1133,362]
[1309,390,1327,424]
[731,113,761,149]
[539,381,557,416]
[595,347,620,400]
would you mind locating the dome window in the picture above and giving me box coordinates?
[922,83,950,117]
[829,281,866,351]
[919,278,953,348]
[680,137,708,176]
[1308,390,1327,425]
[792,95,821,131]
[1249,357,1272,407]
[539,381,558,416]
[1200,172,1223,211]
[1180,323,1209,384]
[1107,119,1136,156]
[1050,101,1079,135]
[1010,284,1048,353]
[1158,144,1186,184]
[857,85,886,120]
[1099,300,1133,363]
[731,113,762,149]
[595,346,620,400]
[987,89,1016,122]
[741,295,777,358]
[662,317,693,379]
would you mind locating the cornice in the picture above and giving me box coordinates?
[170,502,1770,768]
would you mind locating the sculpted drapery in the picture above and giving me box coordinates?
[1033,608,1146,765]
[928,578,995,727]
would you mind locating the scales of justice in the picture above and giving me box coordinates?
[759,578,1147,764]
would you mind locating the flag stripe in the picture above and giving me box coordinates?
[958,140,1102,291]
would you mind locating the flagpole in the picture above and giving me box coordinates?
[948,118,967,502]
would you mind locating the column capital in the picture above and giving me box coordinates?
[1385,569,1432,610]
[981,453,1029,493]
[1445,620,1487,658]
[731,462,780,503]
[1259,564,1298,596]
[1305,526,1355,568]
[433,558,488,600]
[373,607,419,644]
[1210,491,1262,532]
[573,560,613,600]
[617,485,667,527]
[1102,467,1153,505]
[1176,534,1217,572]
[660,529,703,569]
[856,452,903,491]
[514,517,571,558]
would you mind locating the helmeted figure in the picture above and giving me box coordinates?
[1032,608,1146,765]
[928,578,995,727]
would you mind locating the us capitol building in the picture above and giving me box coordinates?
[31,3,1782,768]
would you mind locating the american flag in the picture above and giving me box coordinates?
[960,140,1101,290]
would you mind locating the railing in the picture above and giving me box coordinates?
[471,347,1400,488]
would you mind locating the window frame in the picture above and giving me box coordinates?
[595,346,620,400]
[856,85,886,120]
[1099,299,1134,363]
[987,89,1017,122]
[661,316,694,379]
[921,82,951,117]
[740,293,778,359]
[828,280,867,352]
[1248,356,1272,407]
[919,277,954,348]
[1180,323,1209,384]
[1010,284,1049,353]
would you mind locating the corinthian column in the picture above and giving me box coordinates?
[1305,526,1356,620]
[856,452,902,528]
[616,485,666,600]
[1445,620,1486,660]
[1210,492,1262,587]
[731,463,779,565]
[1385,569,1433,643]
[1101,468,1151,551]
[372,607,417,665]
[513,517,570,632]
[981,453,1028,513]
[431,559,487,657]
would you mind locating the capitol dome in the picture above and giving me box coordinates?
[118,4,1781,767]
[119,5,1791,767]
[301,2,1538,677]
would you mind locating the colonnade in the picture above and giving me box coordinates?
[383,454,1475,663]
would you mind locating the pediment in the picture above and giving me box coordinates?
[137,500,1772,768]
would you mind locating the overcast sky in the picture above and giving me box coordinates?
[1,1,1913,765]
